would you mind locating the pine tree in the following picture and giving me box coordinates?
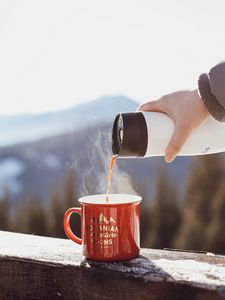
[175,154,225,251]
[0,191,10,231]
[64,171,79,209]
[47,190,65,238]
[48,170,80,238]
[206,182,225,254]
[144,170,181,249]
[140,199,152,248]
[13,194,47,236]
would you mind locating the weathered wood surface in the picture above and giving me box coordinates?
[0,231,225,300]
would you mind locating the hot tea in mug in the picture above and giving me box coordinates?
[64,194,142,261]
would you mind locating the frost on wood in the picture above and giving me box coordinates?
[1,230,225,293]
[85,254,225,290]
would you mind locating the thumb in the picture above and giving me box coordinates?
[137,100,164,113]
[165,123,193,163]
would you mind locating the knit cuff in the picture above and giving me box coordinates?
[198,73,225,122]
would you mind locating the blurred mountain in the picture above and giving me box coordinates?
[1,94,220,204]
[0,95,138,147]
[0,121,196,204]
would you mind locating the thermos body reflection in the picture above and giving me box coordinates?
[112,112,225,158]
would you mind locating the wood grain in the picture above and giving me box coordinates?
[0,230,225,300]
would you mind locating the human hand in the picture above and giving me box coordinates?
[138,90,210,163]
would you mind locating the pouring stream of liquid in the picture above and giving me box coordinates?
[106,155,117,202]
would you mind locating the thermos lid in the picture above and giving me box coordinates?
[112,112,148,157]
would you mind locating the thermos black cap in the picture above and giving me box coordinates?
[112,112,148,157]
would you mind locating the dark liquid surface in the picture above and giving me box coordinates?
[106,156,117,202]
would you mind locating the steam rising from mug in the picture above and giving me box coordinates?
[71,128,137,196]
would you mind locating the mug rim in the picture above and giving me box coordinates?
[78,193,142,205]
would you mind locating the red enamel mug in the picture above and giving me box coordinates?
[64,194,142,261]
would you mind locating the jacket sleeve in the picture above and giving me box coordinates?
[198,61,225,121]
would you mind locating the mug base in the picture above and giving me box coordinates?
[84,252,139,262]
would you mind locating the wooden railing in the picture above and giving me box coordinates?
[0,230,225,299]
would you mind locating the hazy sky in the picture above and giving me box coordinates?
[0,0,224,115]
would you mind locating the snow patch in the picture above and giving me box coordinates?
[0,158,25,196]
[44,153,61,169]
[156,258,225,287]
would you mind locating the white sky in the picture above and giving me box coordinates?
[0,0,224,115]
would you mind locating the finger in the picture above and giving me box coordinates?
[137,100,164,113]
[165,123,193,163]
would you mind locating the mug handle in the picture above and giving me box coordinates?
[64,208,82,245]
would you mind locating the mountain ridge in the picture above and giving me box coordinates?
[1,94,221,205]
[0,95,138,147]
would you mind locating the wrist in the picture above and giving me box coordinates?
[194,89,210,118]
